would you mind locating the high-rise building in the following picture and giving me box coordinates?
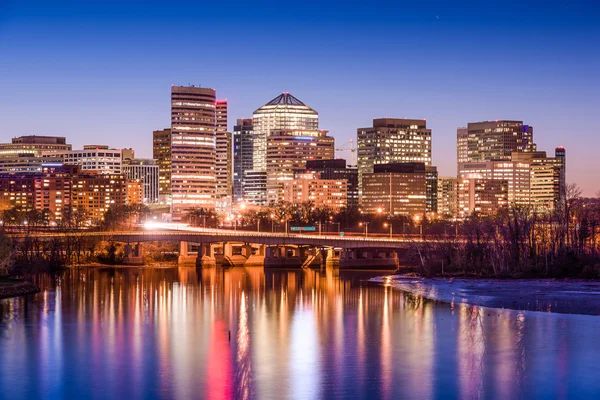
[152,128,172,199]
[457,120,535,165]
[303,159,359,209]
[170,85,217,217]
[249,93,319,204]
[233,118,254,203]
[457,178,508,217]
[215,100,232,202]
[266,129,334,203]
[437,177,458,218]
[357,118,432,197]
[252,93,319,172]
[281,172,347,211]
[43,145,124,174]
[122,159,160,204]
[361,163,427,216]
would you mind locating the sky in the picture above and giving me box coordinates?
[0,0,599,195]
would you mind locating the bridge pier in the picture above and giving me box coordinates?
[178,241,217,268]
[338,248,399,270]
[123,242,144,265]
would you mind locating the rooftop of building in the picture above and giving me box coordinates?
[361,118,428,130]
[254,92,317,114]
[10,135,68,145]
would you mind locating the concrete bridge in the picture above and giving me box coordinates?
[9,228,434,270]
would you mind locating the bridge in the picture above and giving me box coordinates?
[9,226,436,270]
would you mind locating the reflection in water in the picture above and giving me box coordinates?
[1,267,600,399]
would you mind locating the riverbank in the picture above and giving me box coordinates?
[372,275,600,316]
[69,261,178,269]
[0,278,40,299]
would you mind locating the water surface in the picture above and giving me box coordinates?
[1,267,599,399]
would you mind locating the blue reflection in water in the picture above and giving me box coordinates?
[1,268,600,399]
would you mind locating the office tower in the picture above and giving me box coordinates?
[0,176,37,213]
[437,177,458,218]
[457,120,535,165]
[281,172,348,211]
[457,178,508,217]
[249,92,319,204]
[44,145,124,174]
[425,166,438,213]
[303,159,359,209]
[170,85,217,217]
[153,128,172,198]
[233,118,254,203]
[266,129,334,203]
[0,136,72,157]
[215,100,233,202]
[361,163,427,216]
[357,118,432,197]
[122,159,160,203]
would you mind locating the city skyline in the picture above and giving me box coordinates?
[1,1,598,195]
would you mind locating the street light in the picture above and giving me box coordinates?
[270,213,275,232]
[359,221,370,237]
[414,215,422,238]
[384,222,392,238]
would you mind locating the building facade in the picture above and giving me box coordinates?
[233,118,254,203]
[457,178,508,217]
[170,85,217,217]
[458,159,531,207]
[152,128,172,198]
[281,172,347,211]
[265,129,334,203]
[357,118,432,197]
[44,145,123,174]
[252,93,319,173]
[303,159,359,209]
[72,172,129,223]
[361,163,427,216]
[215,100,232,202]
[425,166,438,213]
[457,120,535,165]
[122,159,160,204]
[241,171,267,206]
[437,177,458,218]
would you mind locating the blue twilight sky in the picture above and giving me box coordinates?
[0,0,599,194]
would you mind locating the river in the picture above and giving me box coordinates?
[1,267,599,399]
